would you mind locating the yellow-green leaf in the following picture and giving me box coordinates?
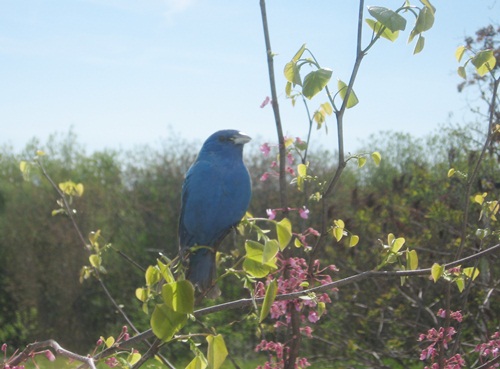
[185,355,208,369]
[263,239,279,264]
[276,218,292,251]
[457,66,466,79]
[371,152,381,166]
[19,161,27,173]
[162,280,195,314]
[456,277,465,293]
[358,156,367,168]
[448,168,456,178]
[413,35,425,55]
[284,61,302,86]
[455,46,466,62]
[431,263,443,282]
[145,265,161,286]
[206,334,228,369]
[260,279,278,323]
[472,49,496,76]
[349,235,359,247]
[366,19,399,42]
[333,227,344,242]
[407,249,418,270]
[297,163,307,177]
[89,254,101,268]
[127,352,141,366]
[337,79,359,108]
[463,267,480,281]
[292,43,307,63]
[104,336,115,348]
[151,304,187,342]
[391,237,405,253]
[243,241,277,278]
[135,287,148,302]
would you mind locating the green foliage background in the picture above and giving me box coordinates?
[1,123,499,366]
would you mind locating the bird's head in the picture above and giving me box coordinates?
[200,130,252,157]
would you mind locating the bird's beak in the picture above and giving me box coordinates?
[233,132,252,145]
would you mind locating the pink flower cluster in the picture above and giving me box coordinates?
[254,257,337,369]
[259,138,304,181]
[418,310,465,369]
[255,340,310,369]
[266,207,310,220]
[475,331,500,368]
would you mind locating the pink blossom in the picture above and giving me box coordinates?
[260,143,271,157]
[1,343,6,353]
[299,207,310,219]
[260,96,271,108]
[105,357,119,368]
[308,311,319,323]
[44,350,56,362]
[286,152,294,165]
[260,172,270,182]
[266,209,277,220]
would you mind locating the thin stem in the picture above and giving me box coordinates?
[455,77,500,260]
[260,0,288,212]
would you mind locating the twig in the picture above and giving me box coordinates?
[94,243,500,359]
[7,340,96,369]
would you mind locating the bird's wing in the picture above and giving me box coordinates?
[179,158,250,251]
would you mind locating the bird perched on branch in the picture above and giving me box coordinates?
[179,129,252,298]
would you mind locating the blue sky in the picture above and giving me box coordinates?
[1,1,498,154]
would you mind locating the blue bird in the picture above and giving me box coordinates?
[179,129,252,298]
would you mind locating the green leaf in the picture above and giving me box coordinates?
[414,6,434,33]
[157,259,175,284]
[162,280,195,314]
[419,0,436,15]
[349,235,359,247]
[391,237,405,253]
[285,81,292,97]
[457,66,466,79]
[471,50,496,76]
[292,43,307,63]
[367,6,407,32]
[151,303,187,342]
[413,35,425,55]
[371,151,382,166]
[297,163,307,177]
[145,265,161,287]
[243,241,277,278]
[284,61,302,86]
[407,249,418,270]
[365,19,399,42]
[463,267,480,281]
[358,156,367,168]
[276,218,292,250]
[447,168,456,178]
[89,254,101,268]
[127,352,141,366]
[333,227,344,242]
[455,45,466,62]
[104,336,115,348]
[185,355,208,369]
[302,68,332,99]
[455,277,465,292]
[262,239,280,264]
[135,287,148,302]
[260,279,278,323]
[337,79,359,108]
[431,263,443,282]
[206,334,228,369]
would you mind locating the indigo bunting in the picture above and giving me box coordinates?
[179,130,252,298]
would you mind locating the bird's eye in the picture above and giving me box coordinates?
[218,136,233,143]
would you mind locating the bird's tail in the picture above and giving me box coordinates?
[186,248,221,299]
